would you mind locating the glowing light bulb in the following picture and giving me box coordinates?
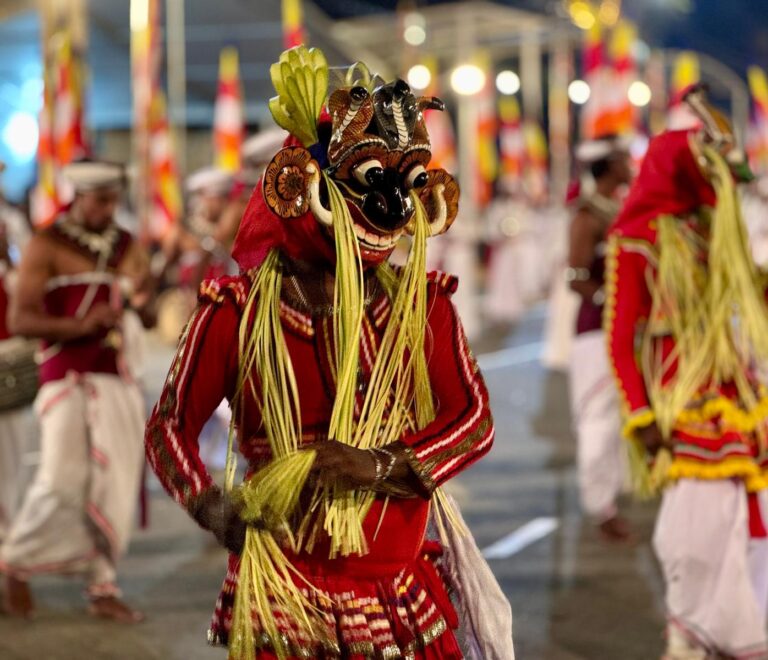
[451,64,486,96]
[628,80,652,107]
[568,79,591,104]
[2,111,38,162]
[496,70,521,95]
[407,64,432,90]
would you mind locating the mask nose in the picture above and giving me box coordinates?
[361,167,414,232]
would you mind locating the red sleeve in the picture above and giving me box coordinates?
[145,293,240,512]
[604,236,656,436]
[399,285,494,493]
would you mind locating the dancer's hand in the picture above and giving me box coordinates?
[637,422,669,455]
[305,440,378,490]
[80,302,121,336]
[190,488,246,554]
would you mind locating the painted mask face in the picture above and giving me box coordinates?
[262,74,459,265]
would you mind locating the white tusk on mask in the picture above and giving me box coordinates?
[306,162,333,227]
[427,183,447,236]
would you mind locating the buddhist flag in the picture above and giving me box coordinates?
[31,71,59,227]
[668,51,700,129]
[131,0,165,240]
[523,120,548,203]
[474,52,497,208]
[581,22,612,139]
[498,96,524,195]
[148,90,182,240]
[748,66,768,177]
[421,57,456,173]
[608,20,638,135]
[53,33,88,166]
[282,0,305,48]
[213,47,244,173]
[32,30,89,226]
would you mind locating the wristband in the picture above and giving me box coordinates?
[375,447,398,481]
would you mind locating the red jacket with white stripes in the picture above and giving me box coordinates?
[145,269,494,522]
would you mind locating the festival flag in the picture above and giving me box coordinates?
[668,51,700,129]
[148,90,182,239]
[31,70,59,226]
[523,119,549,203]
[474,52,497,208]
[748,66,768,177]
[421,56,457,173]
[213,47,244,173]
[52,33,88,166]
[608,20,638,135]
[32,30,89,226]
[498,95,524,195]
[131,0,167,240]
[282,0,305,48]
[581,22,612,139]
[746,120,764,179]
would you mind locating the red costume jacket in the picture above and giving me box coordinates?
[145,268,494,658]
[605,130,768,488]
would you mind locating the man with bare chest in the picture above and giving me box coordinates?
[1,160,153,622]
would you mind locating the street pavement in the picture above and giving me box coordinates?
[0,305,665,659]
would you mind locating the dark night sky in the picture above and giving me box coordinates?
[313,0,768,79]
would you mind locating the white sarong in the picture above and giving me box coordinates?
[0,373,144,584]
[542,264,580,371]
[568,329,625,520]
[654,479,768,658]
[0,407,33,543]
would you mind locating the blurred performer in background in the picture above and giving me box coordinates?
[215,126,289,251]
[180,166,235,284]
[0,171,31,264]
[606,87,768,659]
[483,196,532,327]
[742,177,768,269]
[0,170,34,550]
[567,135,633,542]
[540,184,581,372]
[1,160,153,623]
[156,167,234,344]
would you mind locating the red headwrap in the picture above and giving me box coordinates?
[231,122,337,272]
[610,129,715,241]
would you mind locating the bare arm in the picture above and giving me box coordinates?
[214,196,247,250]
[120,239,157,328]
[8,234,116,341]
[568,209,602,301]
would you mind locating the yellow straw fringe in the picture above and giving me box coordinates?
[642,147,768,442]
[676,394,768,434]
[227,184,445,654]
[666,456,768,493]
[229,254,322,660]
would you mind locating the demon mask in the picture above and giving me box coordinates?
[260,47,459,265]
[684,84,754,183]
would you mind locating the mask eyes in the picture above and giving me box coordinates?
[353,159,385,187]
[405,164,428,190]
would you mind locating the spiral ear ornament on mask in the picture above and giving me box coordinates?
[407,169,459,237]
[262,146,318,219]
